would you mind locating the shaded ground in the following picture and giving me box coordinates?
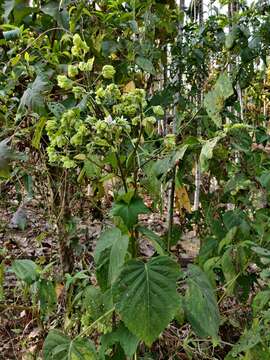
[0,189,200,359]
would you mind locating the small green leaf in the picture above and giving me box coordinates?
[32,117,47,149]
[111,196,150,229]
[221,247,237,295]
[258,172,270,189]
[252,246,270,258]
[100,322,139,359]
[94,228,129,290]
[12,259,39,285]
[38,279,57,316]
[204,73,234,127]
[184,265,220,339]
[200,136,223,172]
[226,326,261,358]
[113,256,180,346]
[3,28,21,40]
[135,57,156,75]
[252,290,270,315]
[137,226,166,255]
[83,158,101,179]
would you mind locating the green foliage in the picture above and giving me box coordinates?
[137,226,166,255]
[111,195,150,230]
[199,135,224,172]
[0,139,17,178]
[37,279,57,317]
[204,73,234,127]
[18,74,52,115]
[12,259,39,285]
[43,330,97,360]
[113,256,180,346]
[100,322,139,359]
[94,227,129,290]
[135,57,156,75]
[2,1,270,358]
[184,265,220,339]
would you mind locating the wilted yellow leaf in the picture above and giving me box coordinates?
[74,153,86,160]
[123,81,136,93]
[175,186,191,216]
[55,283,64,300]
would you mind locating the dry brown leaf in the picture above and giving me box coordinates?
[55,283,64,300]
[175,186,191,216]
[123,81,136,93]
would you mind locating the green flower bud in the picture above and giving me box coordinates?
[78,62,87,71]
[55,135,67,147]
[70,133,83,146]
[46,119,58,133]
[86,116,97,125]
[68,64,78,78]
[73,34,82,47]
[57,75,73,90]
[124,104,137,117]
[95,120,107,133]
[164,134,176,150]
[61,109,77,127]
[153,105,164,117]
[71,34,89,57]
[62,156,76,169]
[96,87,105,99]
[102,65,116,79]
[47,146,59,162]
[72,86,85,99]
[72,34,89,52]
[143,116,156,126]
[77,124,88,135]
[85,57,94,71]
[71,46,80,57]
[131,116,140,125]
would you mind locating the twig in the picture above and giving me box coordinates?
[75,307,115,339]
[115,152,128,193]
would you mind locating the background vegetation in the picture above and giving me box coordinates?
[1,0,270,359]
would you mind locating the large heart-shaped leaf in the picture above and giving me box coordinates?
[94,227,129,290]
[43,330,97,360]
[113,256,180,346]
[184,265,220,339]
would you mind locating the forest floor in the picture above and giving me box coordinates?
[0,189,200,360]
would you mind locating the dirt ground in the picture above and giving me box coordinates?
[0,190,200,359]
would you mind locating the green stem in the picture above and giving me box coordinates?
[131,230,138,258]
[167,166,176,252]
[116,152,128,193]
[75,307,115,340]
